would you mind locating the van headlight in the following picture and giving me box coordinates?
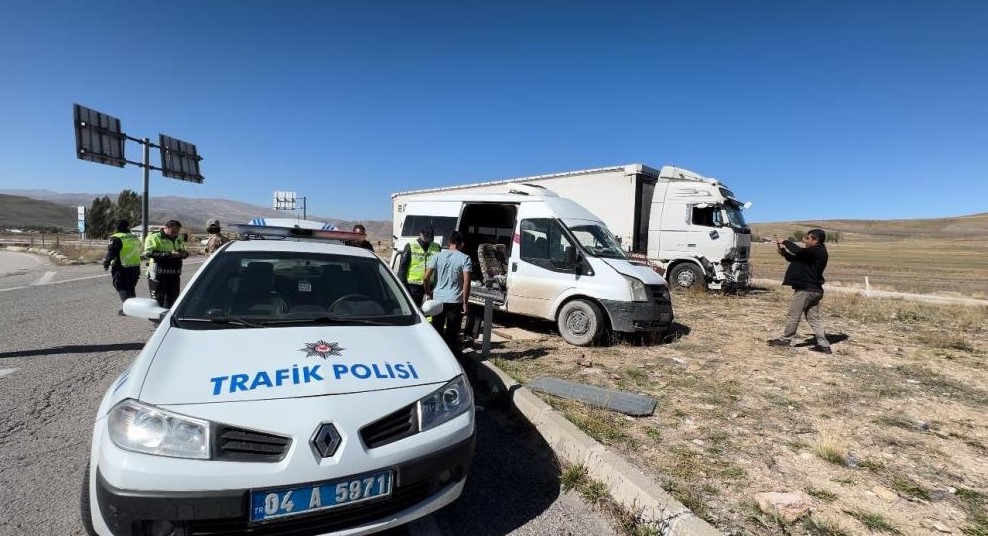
[418,376,473,432]
[107,399,210,459]
[623,275,648,302]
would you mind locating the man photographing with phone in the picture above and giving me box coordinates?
[767,228,832,354]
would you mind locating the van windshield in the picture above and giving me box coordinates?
[565,222,627,259]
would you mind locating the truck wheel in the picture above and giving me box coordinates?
[557,299,604,346]
[81,462,97,536]
[669,263,704,290]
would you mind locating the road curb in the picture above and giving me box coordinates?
[461,350,724,536]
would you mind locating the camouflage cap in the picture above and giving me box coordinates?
[206,219,220,227]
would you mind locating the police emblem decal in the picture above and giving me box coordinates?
[300,340,344,359]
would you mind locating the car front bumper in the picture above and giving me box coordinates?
[599,299,674,333]
[95,433,475,536]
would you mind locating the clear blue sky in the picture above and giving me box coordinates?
[1,1,986,223]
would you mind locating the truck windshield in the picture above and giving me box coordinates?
[724,205,747,228]
[565,223,627,259]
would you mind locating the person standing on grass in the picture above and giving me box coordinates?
[423,231,472,355]
[144,220,189,308]
[768,228,832,354]
[103,219,142,315]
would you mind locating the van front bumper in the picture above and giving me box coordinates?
[599,299,674,333]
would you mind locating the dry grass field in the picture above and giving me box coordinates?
[750,214,988,298]
[488,288,988,536]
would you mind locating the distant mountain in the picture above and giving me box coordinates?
[0,194,75,229]
[0,189,391,237]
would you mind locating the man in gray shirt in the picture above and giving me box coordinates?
[424,231,472,354]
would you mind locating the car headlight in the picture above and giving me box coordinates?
[623,275,648,302]
[418,376,473,432]
[107,399,210,459]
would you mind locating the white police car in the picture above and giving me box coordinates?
[83,225,475,536]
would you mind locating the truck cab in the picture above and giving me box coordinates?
[391,188,673,346]
[647,166,752,291]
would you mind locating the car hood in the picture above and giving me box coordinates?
[139,324,459,405]
[601,258,668,286]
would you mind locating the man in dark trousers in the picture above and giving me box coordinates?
[423,231,472,354]
[396,226,439,306]
[103,219,142,315]
[768,228,832,354]
[143,220,189,308]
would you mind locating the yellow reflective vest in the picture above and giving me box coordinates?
[406,241,440,285]
[111,232,142,268]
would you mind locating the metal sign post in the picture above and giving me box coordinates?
[73,104,204,240]
[273,191,307,220]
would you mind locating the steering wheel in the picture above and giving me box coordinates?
[329,293,375,313]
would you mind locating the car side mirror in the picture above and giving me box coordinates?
[420,299,443,317]
[123,298,168,320]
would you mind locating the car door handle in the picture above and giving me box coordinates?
[511,262,518,272]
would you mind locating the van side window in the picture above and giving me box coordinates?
[691,205,720,227]
[520,219,575,270]
[400,216,457,246]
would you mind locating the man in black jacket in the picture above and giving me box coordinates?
[768,229,832,354]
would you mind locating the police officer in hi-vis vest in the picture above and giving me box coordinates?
[396,226,440,306]
[144,219,189,308]
[103,219,143,315]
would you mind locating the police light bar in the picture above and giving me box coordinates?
[230,224,364,242]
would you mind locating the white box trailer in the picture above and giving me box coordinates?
[392,164,752,290]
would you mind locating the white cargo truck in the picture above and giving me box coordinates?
[389,188,674,346]
[392,164,751,291]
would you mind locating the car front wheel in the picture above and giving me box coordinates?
[557,299,604,346]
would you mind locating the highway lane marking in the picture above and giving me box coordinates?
[0,369,17,379]
[0,260,206,293]
[0,272,109,293]
[31,271,57,286]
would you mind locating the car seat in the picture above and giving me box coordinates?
[232,262,289,315]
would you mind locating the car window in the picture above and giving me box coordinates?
[174,251,417,328]
[519,218,576,270]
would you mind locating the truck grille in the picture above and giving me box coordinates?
[360,404,419,449]
[213,425,292,462]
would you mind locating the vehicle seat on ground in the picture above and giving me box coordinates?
[232,262,289,315]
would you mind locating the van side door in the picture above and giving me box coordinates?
[507,217,581,320]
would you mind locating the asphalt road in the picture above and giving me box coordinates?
[0,251,616,536]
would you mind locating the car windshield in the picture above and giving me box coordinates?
[172,251,418,329]
[565,222,627,259]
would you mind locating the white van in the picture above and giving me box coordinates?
[391,186,674,346]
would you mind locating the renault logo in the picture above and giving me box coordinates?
[311,423,342,458]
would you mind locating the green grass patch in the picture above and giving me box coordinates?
[560,464,588,492]
[803,516,853,536]
[890,475,931,501]
[806,487,838,501]
[843,509,902,534]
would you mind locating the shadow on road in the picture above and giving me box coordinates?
[0,342,144,359]
[429,389,563,535]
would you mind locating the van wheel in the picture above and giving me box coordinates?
[669,263,704,290]
[81,462,97,536]
[557,299,603,346]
